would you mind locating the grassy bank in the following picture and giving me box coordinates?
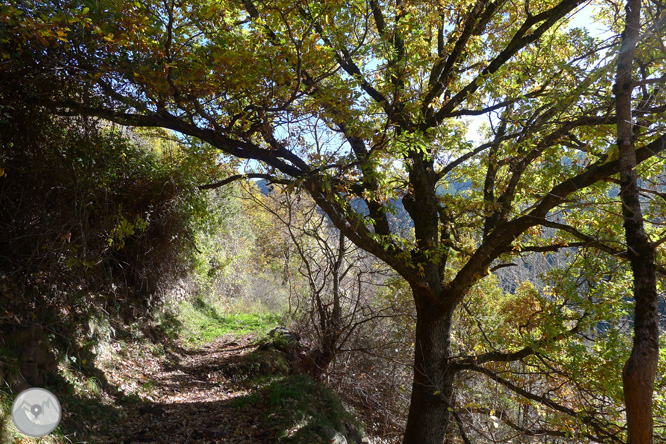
[161,295,283,343]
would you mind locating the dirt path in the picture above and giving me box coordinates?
[97,335,274,444]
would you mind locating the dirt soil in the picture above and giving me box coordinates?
[94,335,275,444]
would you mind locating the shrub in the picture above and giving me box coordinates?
[0,101,212,387]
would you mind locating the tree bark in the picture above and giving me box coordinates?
[615,1,660,442]
[402,288,455,444]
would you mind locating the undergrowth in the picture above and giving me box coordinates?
[232,374,364,444]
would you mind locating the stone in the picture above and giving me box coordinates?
[204,426,226,438]
[346,425,365,444]
[319,425,348,444]
[7,325,58,387]
[267,327,301,352]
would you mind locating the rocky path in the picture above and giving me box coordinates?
[97,335,274,444]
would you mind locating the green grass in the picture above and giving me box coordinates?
[233,374,364,444]
[171,296,282,343]
[0,390,17,444]
[231,391,262,408]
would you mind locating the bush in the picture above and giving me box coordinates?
[0,101,211,387]
[236,374,364,444]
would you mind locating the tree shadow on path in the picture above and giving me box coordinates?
[99,335,280,444]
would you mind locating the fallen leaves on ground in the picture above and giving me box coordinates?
[95,335,277,443]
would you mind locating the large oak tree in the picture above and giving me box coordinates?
[2,0,665,442]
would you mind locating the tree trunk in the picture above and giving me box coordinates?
[622,277,659,444]
[304,347,335,381]
[403,290,454,444]
[615,0,660,442]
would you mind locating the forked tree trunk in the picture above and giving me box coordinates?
[403,289,455,444]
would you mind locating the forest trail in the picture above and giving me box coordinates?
[96,335,274,444]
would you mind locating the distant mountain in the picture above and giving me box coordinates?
[253,178,474,233]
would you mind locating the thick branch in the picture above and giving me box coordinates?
[455,362,623,443]
[198,174,287,190]
[466,407,605,442]
[427,0,584,127]
[539,220,666,276]
[447,132,666,305]
[47,99,308,177]
[422,0,505,113]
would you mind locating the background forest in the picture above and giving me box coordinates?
[1,0,666,443]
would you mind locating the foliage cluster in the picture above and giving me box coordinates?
[0,97,212,388]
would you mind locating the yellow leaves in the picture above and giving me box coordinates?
[55,28,69,43]
[498,281,543,334]
[526,225,543,237]
[489,409,500,428]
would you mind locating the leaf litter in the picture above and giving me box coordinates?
[95,335,275,443]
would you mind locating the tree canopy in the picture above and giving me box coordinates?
[1,0,665,442]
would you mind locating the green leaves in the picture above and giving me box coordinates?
[4,0,666,441]
[107,212,148,250]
